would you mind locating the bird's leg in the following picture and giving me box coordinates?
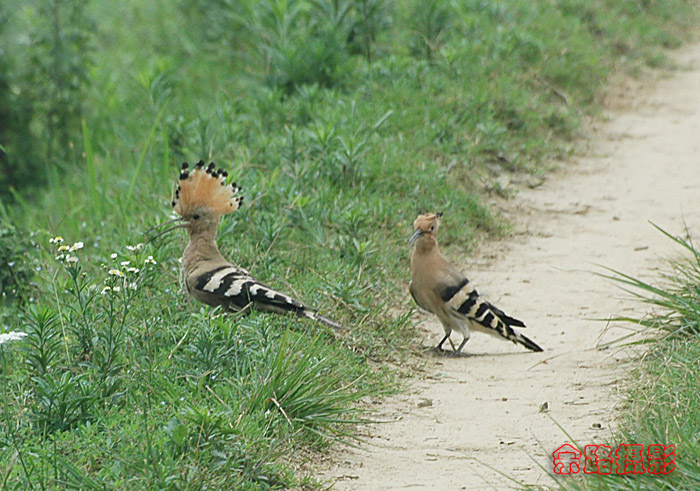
[436,334,450,352]
[448,337,457,351]
[455,337,469,353]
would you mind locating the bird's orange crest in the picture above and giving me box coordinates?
[172,161,243,217]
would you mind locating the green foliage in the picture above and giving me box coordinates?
[31,370,97,434]
[0,240,372,488]
[242,332,370,439]
[578,227,700,489]
[1,0,698,488]
[22,306,62,375]
[0,216,38,307]
[30,0,94,162]
[0,0,94,195]
[408,0,451,60]
[349,0,390,62]
[600,225,700,340]
[180,0,393,92]
[0,3,35,195]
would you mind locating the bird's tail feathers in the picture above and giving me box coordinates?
[509,330,543,352]
[301,309,346,331]
[473,307,542,352]
[485,301,526,328]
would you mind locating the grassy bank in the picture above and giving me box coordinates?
[1,0,699,488]
[575,229,700,490]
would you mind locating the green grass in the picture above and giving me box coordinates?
[1,0,699,488]
[566,227,700,490]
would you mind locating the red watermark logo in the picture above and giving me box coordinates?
[553,444,676,475]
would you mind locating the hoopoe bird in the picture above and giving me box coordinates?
[409,212,542,353]
[154,160,344,331]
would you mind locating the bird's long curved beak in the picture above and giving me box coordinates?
[145,217,189,241]
[409,229,423,246]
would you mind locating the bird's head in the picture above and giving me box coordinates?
[149,161,243,240]
[409,212,443,246]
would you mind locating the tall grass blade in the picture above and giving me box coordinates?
[126,105,167,205]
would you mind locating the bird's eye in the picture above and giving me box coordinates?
[430,226,434,231]
[193,214,200,220]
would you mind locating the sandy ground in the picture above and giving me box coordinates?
[317,44,700,489]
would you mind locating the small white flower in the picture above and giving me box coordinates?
[108,269,125,277]
[126,267,140,274]
[69,241,84,251]
[55,254,65,261]
[110,253,118,259]
[126,243,144,252]
[0,331,27,345]
[66,255,79,264]
[8,262,14,267]
[57,245,70,252]
[144,256,157,265]
[49,236,64,244]
[101,286,111,295]
[120,261,130,267]
[129,282,138,290]
[112,286,121,293]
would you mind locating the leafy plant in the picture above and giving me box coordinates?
[350,0,390,62]
[0,217,38,306]
[244,333,370,439]
[409,0,452,60]
[28,0,95,165]
[31,371,97,434]
[22,306,63,376]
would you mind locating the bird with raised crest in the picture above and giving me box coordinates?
[152,160,344,331]
[409,212,542,353]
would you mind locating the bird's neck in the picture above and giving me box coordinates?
[411,235,442,272]
[183,231,227,276]
[413,234,439,256]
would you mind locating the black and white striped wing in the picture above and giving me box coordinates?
[189,265,305,314]
[439,276,484,319]
[438,270,541,352]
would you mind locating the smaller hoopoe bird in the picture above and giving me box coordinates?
[409,212,542,353]
[154,160,344,331]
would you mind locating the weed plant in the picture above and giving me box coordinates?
[571,227,700,489]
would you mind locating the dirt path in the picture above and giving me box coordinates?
[318,44,700,489]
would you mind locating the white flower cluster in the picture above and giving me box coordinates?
[52,238,84,265]
[0,331,27,346]
[101,285,121,295]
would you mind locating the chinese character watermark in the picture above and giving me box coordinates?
[553,444,676,475]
